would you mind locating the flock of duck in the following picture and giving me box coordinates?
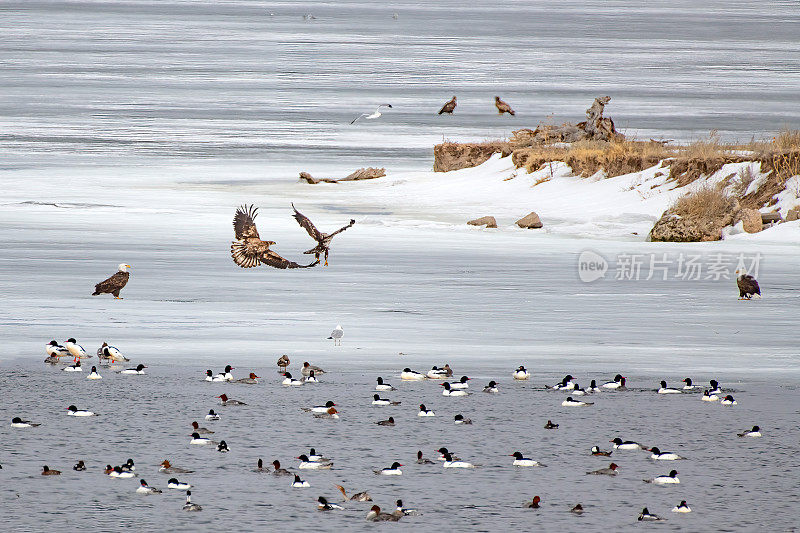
[16,340,764,523]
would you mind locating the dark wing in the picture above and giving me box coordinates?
[231,240,268,268]
[93,271,129,294]
[233,204,260,240]
[326,219,356,239]
[291,203,324,243]
[496,99,515,115]
[438,98,455,114]
[738,275,761,295]
[260,249,319,269]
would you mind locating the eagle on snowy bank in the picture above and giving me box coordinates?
[92,264,131,299]
[231,204,318,269]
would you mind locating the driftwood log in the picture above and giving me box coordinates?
[299,172,336,184]
[342,167,386,181]
[510,96,624,149]
[299,167,386,184]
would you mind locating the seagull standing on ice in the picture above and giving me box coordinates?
[328,325,343,346]
[350,104,392,124]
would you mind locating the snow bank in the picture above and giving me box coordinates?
[316,154,799,243]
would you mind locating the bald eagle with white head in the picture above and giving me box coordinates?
[735,269,761,299]
[92,264,130,299]
[231,204,318,269]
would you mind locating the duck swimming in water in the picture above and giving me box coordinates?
[524,496,541,509]
[183,490,202,511]
[366,505,402,522]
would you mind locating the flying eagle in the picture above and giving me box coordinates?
[736,269,761,299]
[291,204,355,266]
[494,96,515,116]
[92,264,130,299]
[438,96,457,115]
[231,204,318,269]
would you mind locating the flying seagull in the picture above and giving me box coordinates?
[92,264,131,299]
[291,203,355,266]
[230,204,318,269]
[494,96,515,116]
[328,325,343,346]
[438,96,457,115]
[350,104,392,125]
[735,268,761,299]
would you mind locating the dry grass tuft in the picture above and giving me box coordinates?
[514,133,746,182]
[678,131,729,160]
[513,130,800,186]
[514,139,669,178]
[772,128,800,151]
[667,132,738,185]
[433,140,511,172]
[671,184,732,220]
[748,129,800,185]
[734,165,757,196]
[770,150,800,185]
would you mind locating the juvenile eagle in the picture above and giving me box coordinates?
[494,96,515,116]
[735,269,761,299]
[438,96,457,115]
[92,263,130,299]
[231,204,318,269]
[291,204,355,266]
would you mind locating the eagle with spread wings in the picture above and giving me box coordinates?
[230,204,319,269]
[292,203,355,266]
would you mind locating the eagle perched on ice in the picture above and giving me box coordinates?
[735,269,761,299]
[291,203,355,266]
[438,96,457,115]
[494,96,515,116]
[92,264,130,299]
[231,204,318,269]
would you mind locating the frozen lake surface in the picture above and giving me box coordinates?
[2,0,800,174]
[0,0,799,530]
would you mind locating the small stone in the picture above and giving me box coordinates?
[467,216,497,228]
[515,211,543,229]
[736,208,762,233]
